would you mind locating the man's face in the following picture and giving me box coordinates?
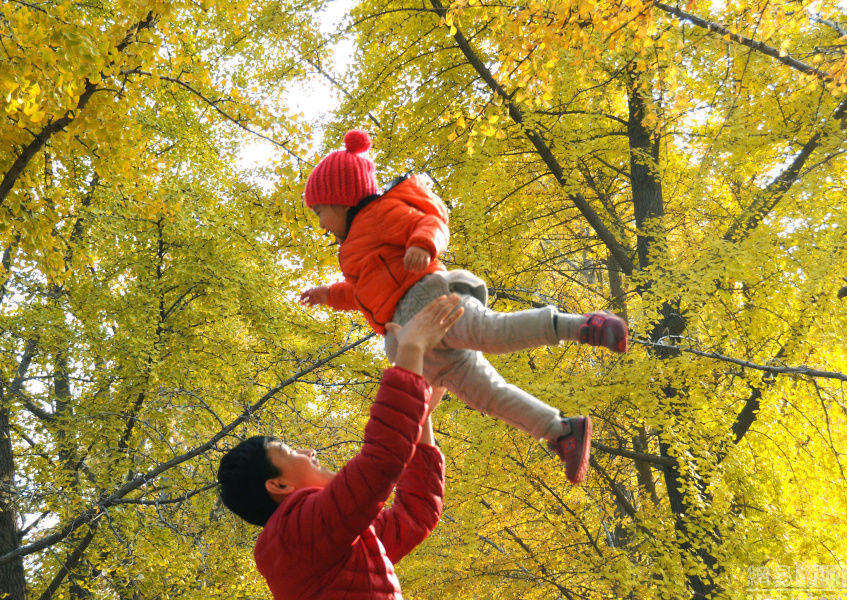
[312,204,349,241]
[266,441,335,491]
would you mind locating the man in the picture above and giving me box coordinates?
[217,295,463,599]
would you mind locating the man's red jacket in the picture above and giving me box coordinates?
[253,367,445,599]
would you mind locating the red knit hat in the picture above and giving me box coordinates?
[304,130,378,208]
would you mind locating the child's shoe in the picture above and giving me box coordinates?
[547,416,592,484]
[579,312,628,353]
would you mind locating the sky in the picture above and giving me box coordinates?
[238,0,356,172]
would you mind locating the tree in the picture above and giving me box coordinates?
[3,0,846,598]
[0,1,355,598]
[310,0,847,597]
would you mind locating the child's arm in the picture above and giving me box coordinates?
[404,215,450,269]
[299,281,357,310]
[404,213,449,273]
[404,246,433,273]
[299,286,330,306]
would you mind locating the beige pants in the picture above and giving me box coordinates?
[384,271,562,440]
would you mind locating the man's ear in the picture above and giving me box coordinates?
[265,477,293,501]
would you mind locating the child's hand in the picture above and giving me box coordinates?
[385,295,463,375]
[299,286,330,306]
[404,246,431,272]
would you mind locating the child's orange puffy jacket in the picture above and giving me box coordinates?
[326,175,449,334]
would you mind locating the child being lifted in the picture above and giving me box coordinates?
[299,130,628,484]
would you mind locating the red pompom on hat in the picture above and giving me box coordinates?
[304,130,378,208]
[344,129,371,153]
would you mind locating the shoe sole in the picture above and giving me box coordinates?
[569,416,592,484]
[604,313,628,353]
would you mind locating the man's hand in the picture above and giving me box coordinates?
[403,246,431,272]
[385,295,463,375]
[299,286,330,306]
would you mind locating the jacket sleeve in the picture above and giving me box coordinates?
[277,367,430,563]
[326,280,358,310]
[407,215,449,260]
[372,443,444,564]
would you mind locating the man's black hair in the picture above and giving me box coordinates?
[217,435,281,526]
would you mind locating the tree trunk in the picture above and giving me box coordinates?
[0,389,27,600]
[627,73,664,269]
[627,74,719,599]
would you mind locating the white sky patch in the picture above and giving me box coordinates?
[237,0,355,171]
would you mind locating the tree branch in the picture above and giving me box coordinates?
[303,58,382,130]
[633,338,847,382]
[9,339,38,396]
[110,482,217,506]
[119,69,309,166]
[0,334,374,565]
[0,237,20,307]
[0,81,98,208]
[428,0,635,276]
[724,94,847,242]
[652,1,833,82]
[589,456,638,519]
[13,389,53,422]
[0,12,157,208]
[36,524,99,600]
[592,440,676,467]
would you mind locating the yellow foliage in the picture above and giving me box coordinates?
[3,0,846,597]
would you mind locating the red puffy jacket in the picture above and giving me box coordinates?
[326,175,449,334]
[253,367,445,599]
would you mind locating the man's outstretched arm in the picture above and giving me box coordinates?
[375,388,446,563]
[275,297,461,562]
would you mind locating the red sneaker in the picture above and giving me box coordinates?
[547,416,592,484]
[579,312,628,353]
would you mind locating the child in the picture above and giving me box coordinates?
[218,295,461,599]
[299,130,628,484]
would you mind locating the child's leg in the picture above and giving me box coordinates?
[428,347,592,484]
[425,346,566,441]
[444,296,628,354]
[390,276,561,353]
[441,296,559,354]
[385,299,593,483]
[390,273,626,355]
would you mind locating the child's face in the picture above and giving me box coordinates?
[312,204,349,241]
